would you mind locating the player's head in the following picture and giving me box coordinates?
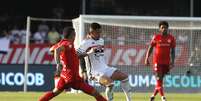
[63,27,75,41]
[88,22,101,40]
[159,21,169,35]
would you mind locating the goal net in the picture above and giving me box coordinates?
[73,15,201,92]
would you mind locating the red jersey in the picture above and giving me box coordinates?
[51,39,81,83]
[150,33,176,65]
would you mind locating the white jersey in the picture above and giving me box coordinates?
[77,38,115,77]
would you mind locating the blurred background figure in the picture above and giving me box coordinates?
[187,39,201,75]
[33,24,48,44]
[0,29,10,54]
[48,27,61,45]
[10,25,21,44]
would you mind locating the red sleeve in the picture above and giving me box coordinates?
[150,35,157,46]
[49,44,59,52]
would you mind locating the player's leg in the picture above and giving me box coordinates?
[38,78,65,101]
[151,72,163,101]
[157,72,165,97]
[105,85,114,101]
[149,65,161,101]
[159,65,169,101]
[150,71,160,100]
[151,64,168,101]
[79,57,88,83]
[99,75,114,101]
[74,81,107,101]
[110,70,132,101]
[39,86,64,101]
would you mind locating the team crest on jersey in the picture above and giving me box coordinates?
[167,39,171,43]
[69,44,72,48]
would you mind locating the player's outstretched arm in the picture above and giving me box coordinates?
[145,45,153,65]
[170,47,175,69]
[54,47,64,75]
[77,47,95,58]
[79,57,88,82]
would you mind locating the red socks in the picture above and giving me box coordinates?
[153,79,164,97]
[39,91,55,101]
[153,88,158,96]
[95,95,107,101]
[157,79,164,96]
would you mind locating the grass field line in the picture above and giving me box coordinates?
[0,92,200,101]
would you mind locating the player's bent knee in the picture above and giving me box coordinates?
[121,72,128,79]
[111,70,128,80]
[99,76,113,86]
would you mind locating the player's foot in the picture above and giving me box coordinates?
[161,96,167,101]
[150,96,155,101]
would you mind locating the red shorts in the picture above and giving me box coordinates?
[56,77,95,94]
[60,69,74,83]
[153,64,169,75]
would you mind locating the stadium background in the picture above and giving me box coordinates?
[0,0,201,94]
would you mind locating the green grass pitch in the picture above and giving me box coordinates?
[0,92,200,101]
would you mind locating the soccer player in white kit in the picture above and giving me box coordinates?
[77,22,132,101]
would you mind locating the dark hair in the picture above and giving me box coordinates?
[63,27,75,38]
[159,21,169,28]
[90,22,101,30]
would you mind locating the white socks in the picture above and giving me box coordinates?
[121,78,132,101]
[105,85,114,101]
[54,77,60,88]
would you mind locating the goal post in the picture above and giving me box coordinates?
[24,16,31,92]
[72,15,201,92]
[24,16,72,92]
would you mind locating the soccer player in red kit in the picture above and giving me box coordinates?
[145,21,175,101]
[39,27,107,101]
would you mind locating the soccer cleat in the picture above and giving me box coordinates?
[150,96,155,101]
[161,96,167,101]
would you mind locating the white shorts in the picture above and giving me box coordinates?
[91,67,117,82]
